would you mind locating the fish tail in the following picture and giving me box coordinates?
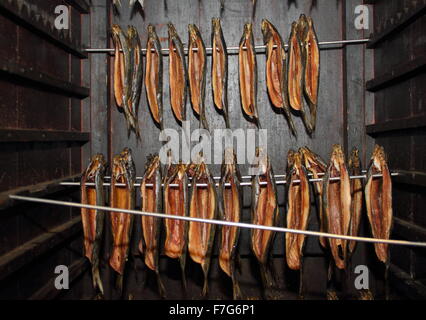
[116,274,124,294]
[283,107,297,137]
[260,263,274,289]
[92,266,104,296]
[156,271,166,299]
[309,101,317,132]
[298,261,304,299]
[179,257,187,291]
[202,272,209,298]
[224,112,231,130]
[232,277,242,300]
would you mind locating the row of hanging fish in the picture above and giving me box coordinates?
[111,25,142,139]
[80,144,392,299]
[260,15,319,135]
[111,16,319,139]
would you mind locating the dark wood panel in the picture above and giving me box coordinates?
[390,264,426,299]
[0,216,81,282]
[0,174,80,209]
[30,258,89,300]
[394,217,426,242]
[17,86,70,131]
[64,0,90,14]
[0,129,90,142]
[366,55,426,92]
[0,80,18,129]
[394,170,426,188]
[0,14,17,64]
[0,59,90,99]
[366,115,426,135]
[368,2,426,49]
[0,0,87,58]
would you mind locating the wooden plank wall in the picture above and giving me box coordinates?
[368,0,426,299]
[59,0,382,300]
[0,0,90,299]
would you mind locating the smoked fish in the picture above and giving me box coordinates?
[168,23,188,123]
[218,148,242,299]
[188,158,218,297]
[109,148,136,291]
[299,146,327,248]
[239,23,260,128]
[300,15,320,132]
[365,145,393,264]
[81,154,107,296]
[188,24,209,131]
[288,20,313,134]
[112,24,130,110]
[322,144,351,269]
[111,25,141,139]
[127,26,142,139]
[145,24,164,129]
[139,154,166,297]
[348,148,363,256]
[261,19,296,136]
[286,152,310,271]
[251,148,279,288]
[211,18,230,129]
[164,162,189,289]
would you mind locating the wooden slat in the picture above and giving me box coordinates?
[366,115,426,135]
[394,217,426,242]
[0,130,90,143]
[0,217,82,282]
[393,170,426,188]
[390,264,426,299]
[366,55,426,92]
[0,0,87,59]
[0,60,90,99]
[0,174,80,209]
[368,3,426,49]
[29,258,89,300]
[64,0,90,14]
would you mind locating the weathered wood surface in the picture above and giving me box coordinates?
[0,1,89,299]
[369,0,426,295]
[84,0,374,300]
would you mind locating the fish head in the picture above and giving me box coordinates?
[120,147,133,163]
[212,18,222,35]
[112,154,126,182]
[168,23,177,37]
[145,154,160,180]
[254,147,268,176]
[300,146,327,172]
[291,21,298,33]
[330,144,345,172]
[243,23,253,39]
[186,162,197,179]
[349,148,361,169]
[176,162,188,180]
[286,149,296,171]
[291,152,303,176]
[85,154,106,181]
[111,24,122,36]
[371,145,387,171]
[188,24,199,44]
[222,148,237,176]
[127,25,137,39]
[261,19,270,37]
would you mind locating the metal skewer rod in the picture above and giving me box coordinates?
[84,38,370,54]
[8,194,426,249]
[61,172,399,188]
[103,170,369,181]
